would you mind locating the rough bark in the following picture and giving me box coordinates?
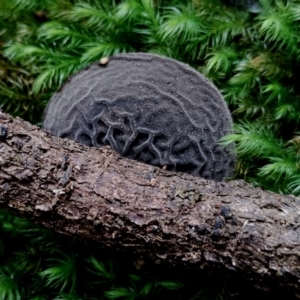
[1,110,300,296]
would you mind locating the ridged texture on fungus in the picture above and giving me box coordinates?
[43,53,235,181]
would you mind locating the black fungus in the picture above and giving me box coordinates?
[43,53,235,181]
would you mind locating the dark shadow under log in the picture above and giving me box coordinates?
[1,111,300,297]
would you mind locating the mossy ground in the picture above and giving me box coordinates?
[0,0,299,298]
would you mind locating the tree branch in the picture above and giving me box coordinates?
[1,111,300,296]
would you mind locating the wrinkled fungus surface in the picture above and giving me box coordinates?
[43,53,235,181]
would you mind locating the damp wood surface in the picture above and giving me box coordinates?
[1,111,300,296]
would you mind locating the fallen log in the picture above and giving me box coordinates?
[1,110,300,296]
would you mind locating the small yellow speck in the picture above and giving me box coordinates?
[99,57,109,66]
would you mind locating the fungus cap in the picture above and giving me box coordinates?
[43,52,235,181]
